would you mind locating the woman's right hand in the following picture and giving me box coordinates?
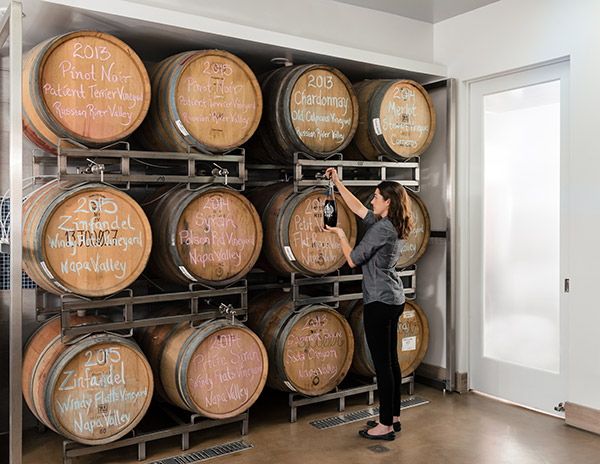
[325,167,340,185]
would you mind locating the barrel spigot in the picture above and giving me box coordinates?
[218,303,236,323]
[211,163,229,185]
[82,158,105,182]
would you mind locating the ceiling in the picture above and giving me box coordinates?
[0,0,501,24]
[334,0,500,23]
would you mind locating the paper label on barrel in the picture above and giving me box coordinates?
[174,52,261,148]
[282,309,351,393]
[289,68,355,153]
[187,327,266,415]
[397,306,423,372]
[51,343,151,441]
[41,188,150,295]
[39,35,148,140]
[372,118,382,136]
[379,82,432,157]
[175,119,189,136]
[402,336,417,351]
[283,246,296,262]
[176,190,261,282]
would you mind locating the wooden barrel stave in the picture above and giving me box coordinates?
[137,50,262,153]
[247,182,357,276]
[144,185,263,286]
[22,31,151,155]
[23,315,153,445]
[247,290,354,396]
[137,306,268,418]
[23,182,152,297]
[345,79,435,161]
[339,298,429,378]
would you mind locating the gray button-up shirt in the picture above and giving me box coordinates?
[349,210,405,305]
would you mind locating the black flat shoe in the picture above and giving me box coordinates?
[358,429,396,441]
[366,420,401,432]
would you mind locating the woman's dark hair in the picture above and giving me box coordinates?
[376,181,414,239]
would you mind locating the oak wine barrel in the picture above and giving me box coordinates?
[23,315,154,445]
[22,30,151,155]
[247,290,354,396]
[354,186,430,268]
[246,182,357,276]
[339,298,429,378]
[144,184,262,286]
[23,181,152,297]
[136,49,262,153]
[137,306,268,418]
[249,64,359,164]
[345,79,435,161]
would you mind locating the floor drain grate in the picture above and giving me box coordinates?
[147,440,253,464]
[309,396,429,430]
[367,444,391,454]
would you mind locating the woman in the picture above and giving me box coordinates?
[324,167,413,441]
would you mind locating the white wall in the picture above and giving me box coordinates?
[434,0,600,410]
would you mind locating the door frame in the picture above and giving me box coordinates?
[463,57,570,415]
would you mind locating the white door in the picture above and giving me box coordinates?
[468,60,569,416]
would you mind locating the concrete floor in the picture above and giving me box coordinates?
[8,383,600,464]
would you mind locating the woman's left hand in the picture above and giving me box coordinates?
[323,225,346,240]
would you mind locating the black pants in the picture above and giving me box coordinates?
[364,301,405,426]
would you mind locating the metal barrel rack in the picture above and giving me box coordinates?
[61,405,249,464]
[22,139,253,462]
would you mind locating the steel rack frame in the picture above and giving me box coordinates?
[246,151,420,192]
[247,267,417,311]
[32,139,247,190]
[60,405,249,464]
[287,374,414,423]
[35,280,248,341]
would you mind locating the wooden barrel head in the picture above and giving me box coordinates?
[22,31,150,154]
[24,182,152,296]
[376,81,434,159]
[250,64,358,163]
[48,337,153,444]
[176,188,263,283]
[288,66,357,154]
[145,185,262,285]
[280,189,357,275]
[138,50,262,153]
[346,79,435,161]
[279,307,354,396]
[184,324,268,418]
[246,292,354,396]
[174,50,262,150]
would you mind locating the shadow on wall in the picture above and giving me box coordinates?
[415,239,446,368]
